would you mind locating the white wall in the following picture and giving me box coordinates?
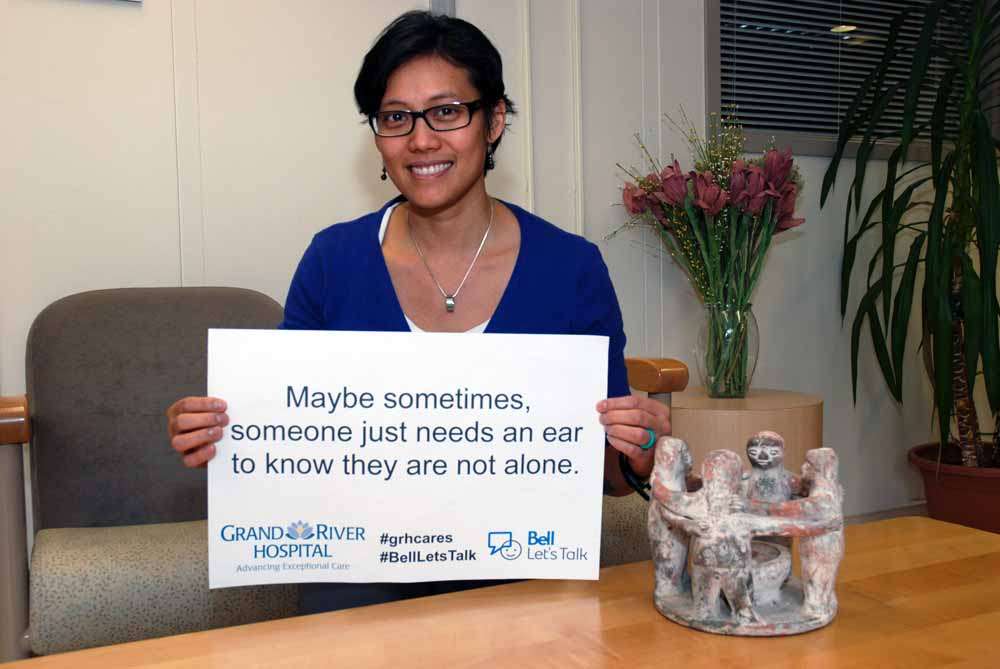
[2,0,183,395]
[521,0,931,515]
[756,156,932,513]
[1,0,934,515]
[455,0,533,209]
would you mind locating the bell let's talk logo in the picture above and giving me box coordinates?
[488,530,589,562]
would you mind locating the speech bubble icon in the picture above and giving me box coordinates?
[488,531,513,555]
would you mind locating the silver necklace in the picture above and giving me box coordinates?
[408,199,495,313]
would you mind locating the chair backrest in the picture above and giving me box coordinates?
[26,287,284,531]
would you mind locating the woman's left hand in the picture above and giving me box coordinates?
[596,394,672,479]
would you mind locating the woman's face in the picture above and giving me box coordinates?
[374,54,504,213]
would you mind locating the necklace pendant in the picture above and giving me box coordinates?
[444,296,456,312]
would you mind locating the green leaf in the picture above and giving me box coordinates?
[684,196,716,300]
[923,154,955,325]
[923,152,956,447]
[930,68,958,179]
[840,168,931,318]
[720,205,740,291]
[973,112,1000,412]
[733,212,751,303]
[850,276,898,403]
[822,68,876,207]
[822,16,905,209]
[746,200,777,298]
[987,5,1000,43]
[865,242,885,294]
[840,188,864,319]
[879,144,905,324]
[890,233,927,398]
[984,0,998,24]
[855,80,905,218]
[900,1,941,148]
[840,185,856,318]
[931,276,954,448]
[869,295,900,403]
[961,255,983,394]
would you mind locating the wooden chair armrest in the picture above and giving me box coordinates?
[625,358,689,395]
[0,395,31,445]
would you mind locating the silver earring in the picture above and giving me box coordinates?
[380,166,387,181]
[485,151,495,171]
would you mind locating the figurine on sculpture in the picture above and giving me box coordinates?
[647,436,693,600]
[743,431,802,549]
[648,432,844,636]
[744,431,802,504]
[748,447,845,621]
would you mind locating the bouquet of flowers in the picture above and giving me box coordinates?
[614,114,804,397]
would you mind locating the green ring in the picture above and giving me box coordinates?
[641,428,656,450]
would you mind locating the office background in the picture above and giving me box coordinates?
[1,0,949,522]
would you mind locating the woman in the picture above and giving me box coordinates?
[166,10,670,613]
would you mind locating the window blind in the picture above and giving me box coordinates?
[719,0,970,136]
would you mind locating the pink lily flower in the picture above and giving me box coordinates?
[729,164,749,210]
[651,160,688,207]
[622,182,649,215]
[744,165,777,215]
[763,148,794,191]
[694,171,729,216]
[775,182,805,232]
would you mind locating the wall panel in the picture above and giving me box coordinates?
[193,1,423,304]
[527,0,583,234]
[577,0,706,362]
[1,0,181,396]
[455,0,533,210]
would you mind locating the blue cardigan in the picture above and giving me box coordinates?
[281,198,630,399]
[281,198,630,614]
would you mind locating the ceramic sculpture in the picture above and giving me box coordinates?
[648,434,844,636]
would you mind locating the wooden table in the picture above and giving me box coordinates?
[6,517,999,668]
[672,388,823,471]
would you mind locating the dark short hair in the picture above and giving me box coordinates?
[354,11,516,172]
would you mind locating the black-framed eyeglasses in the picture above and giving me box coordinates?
[368,99,484,137]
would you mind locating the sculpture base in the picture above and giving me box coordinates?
[647,439,844,637]
[653,575,834,636]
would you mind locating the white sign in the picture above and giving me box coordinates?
[207,329,608,588]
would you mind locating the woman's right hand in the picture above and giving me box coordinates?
[166,397,229,468]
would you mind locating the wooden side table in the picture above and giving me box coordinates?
[671,387,823,471]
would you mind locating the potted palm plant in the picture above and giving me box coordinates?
[822,0,1000,531]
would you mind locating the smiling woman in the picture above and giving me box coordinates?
[165,9,674,616]
[366,46,517,332]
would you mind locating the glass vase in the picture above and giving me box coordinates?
[696,303,759,398]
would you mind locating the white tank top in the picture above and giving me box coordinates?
[379,203,489,334]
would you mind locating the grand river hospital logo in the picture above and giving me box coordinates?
[286,521,315,541]
[488,531,522,560]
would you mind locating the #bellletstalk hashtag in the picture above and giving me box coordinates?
[378,549,477,563]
